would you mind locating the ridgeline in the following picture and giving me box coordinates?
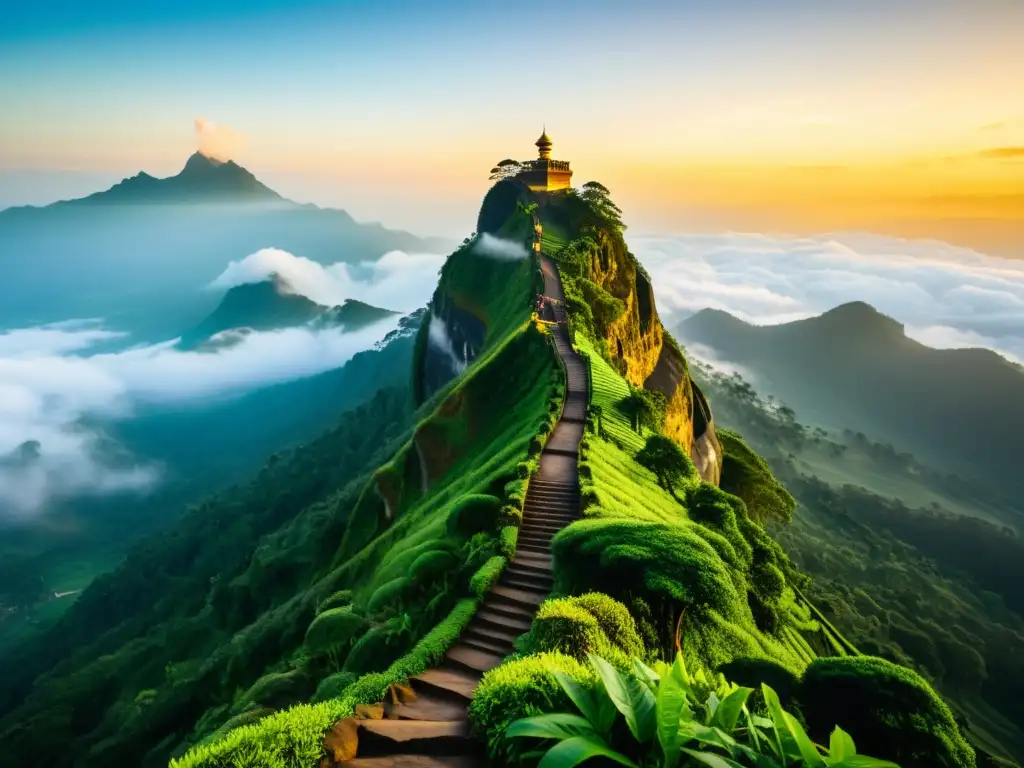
[0,140,981,768]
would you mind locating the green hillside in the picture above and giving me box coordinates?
[0,179,982,768]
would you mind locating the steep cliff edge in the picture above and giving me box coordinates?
[489,178,721,482]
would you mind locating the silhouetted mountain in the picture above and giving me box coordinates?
[58,152,282,206]
[177,277,397,349]
[677,302,1024,496]
[0,155,453,336]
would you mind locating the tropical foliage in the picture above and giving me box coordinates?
[506,652,898,768]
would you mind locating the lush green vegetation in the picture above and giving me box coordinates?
[689,357,1022,765]
[504,651,899,768]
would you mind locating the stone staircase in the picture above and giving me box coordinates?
[332,258,586,768]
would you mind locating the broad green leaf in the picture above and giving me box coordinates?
[688,723,741,759]
[506,713,596,741]
[633,657,661,691]
[828,726,856,760]
[656,659,688,768]
[554,671,616,737]
[761,684,795,760]
[707,691,721,719]
[711,687,753,733]
[590,654,656,744]
[537,735,639,768]
[679,748,745,768]
[782,711,825,768]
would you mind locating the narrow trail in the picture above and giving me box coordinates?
[334,256,588,768]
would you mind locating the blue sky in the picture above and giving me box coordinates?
[2,0,1021,240]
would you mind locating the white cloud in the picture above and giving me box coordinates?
[632,231,1024,363]
[208,246,445,313]
[473,233,529,261]
[0,244,452,517]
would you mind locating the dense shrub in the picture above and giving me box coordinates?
[467,652,595,763]
[470,556,506,597]
[240,669,311,710]
[366,577,412,615]
[317,590,353,614]
[311,671,358,703]
[718,656,800,706]
[684,483,754,567]
[718,427,795,525]
[522,598,626,666]
[570,592,644,658]
[446,493,503,537]
[498,526,518,558]
[553,518,747,623]
[636,435,692,493]
[801,655,976,768]
[304,607,369,656]
[342,620,407,674]
[409,550,457,582]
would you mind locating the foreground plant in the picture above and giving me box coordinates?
[506,652,899,768]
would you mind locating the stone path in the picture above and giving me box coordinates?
[330,257,588,768]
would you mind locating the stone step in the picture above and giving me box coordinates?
[524,493,578,506]
[384,691,468,722]
[474,608,533,635]
[519,520,564,534]
[510,550,553,569]
[343,755,478,768]
[460,633,512,657]
[500,574,552,594]
[464,621,522,647]
[356,719,472,756]
[488,584,548,608]
[505,559,552,577]
[515,541,550,557]
[521,512,575,526]
[527,479,577,490]
[480,597,536,624]
[409,668,480,702]
[444,644,504,675]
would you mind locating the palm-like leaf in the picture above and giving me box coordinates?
[537,735,640,768]
[590,654,657,744]
[506,713,596,741]
[554,670,616,738]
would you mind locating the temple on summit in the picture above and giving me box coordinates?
[517,129,573,192]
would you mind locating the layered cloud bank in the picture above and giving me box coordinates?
[631,232,1024,363]
[0,245,449,517]
[209,247,445,313]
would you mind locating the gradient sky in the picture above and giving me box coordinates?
[2,0,1022,248]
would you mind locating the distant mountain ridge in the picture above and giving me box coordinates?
[177,276,397,349]
[677,301,1024,497]
[0,153,453,335]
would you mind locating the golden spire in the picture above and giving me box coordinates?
[535,126,552,159]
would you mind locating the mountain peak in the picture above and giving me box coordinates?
[814,301,904,337]
[181,151,227,174]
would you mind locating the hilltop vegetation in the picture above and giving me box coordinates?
[688,356,1024,764]
[0,176,986,768]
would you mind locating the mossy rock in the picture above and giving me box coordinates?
[800,655,976,768]
[304,606,369,656]
[446,493,503,537]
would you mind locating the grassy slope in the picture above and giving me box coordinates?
[171,212,558,768]
[571,333,808,673]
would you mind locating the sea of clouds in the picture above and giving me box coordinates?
[0,247,446,518]
[630,232,1024,364]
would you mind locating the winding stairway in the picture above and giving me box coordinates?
[332,257,587,768]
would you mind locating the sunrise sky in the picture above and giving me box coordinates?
[2,0,1022,251]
